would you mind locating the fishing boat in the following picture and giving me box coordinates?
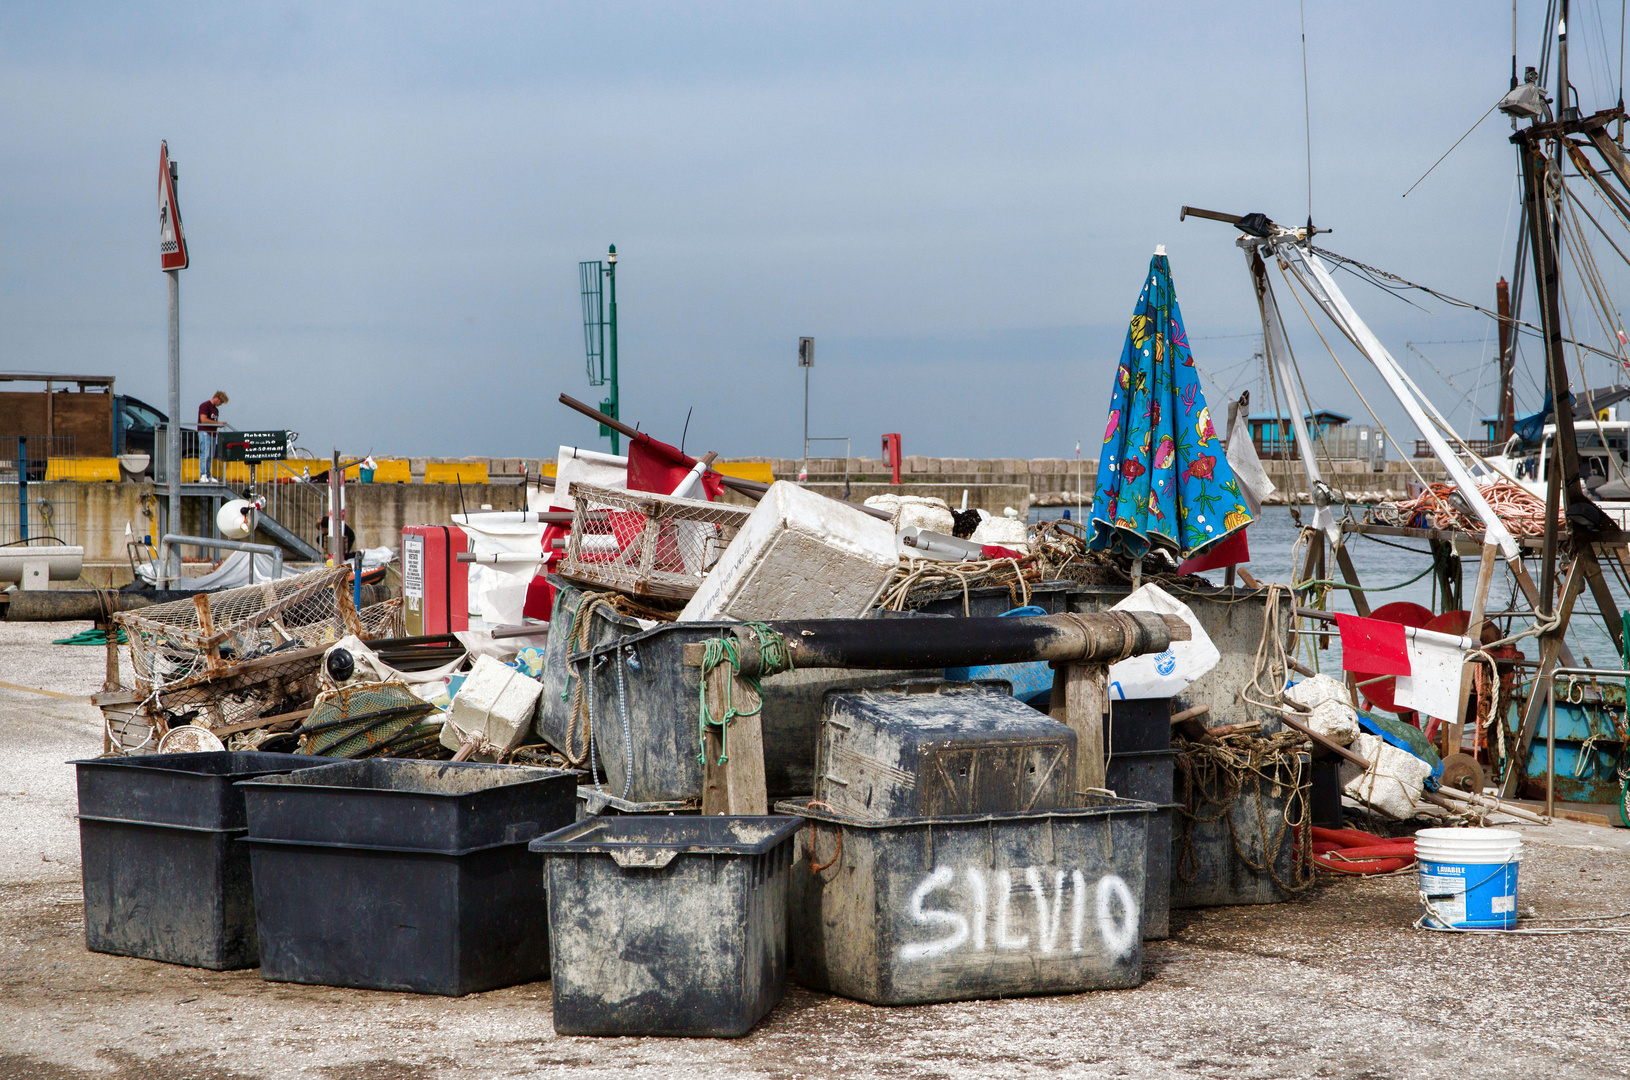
[1180,1,1630,822]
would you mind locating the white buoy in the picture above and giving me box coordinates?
[216,499,256,540]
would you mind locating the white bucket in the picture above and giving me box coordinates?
[1414,827,1523,930]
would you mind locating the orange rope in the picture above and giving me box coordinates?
[1388,480,1562,538]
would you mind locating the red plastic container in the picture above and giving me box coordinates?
[401,525,469,635]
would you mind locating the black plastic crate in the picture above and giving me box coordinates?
[531,815,801,1037]
[1106,749,1177,805]
[72,751,324,970]
[1104,697,1172,752]
[239,759,575,851]
[239,759,576,995]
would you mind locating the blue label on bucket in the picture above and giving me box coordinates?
[1419,858,1519,930]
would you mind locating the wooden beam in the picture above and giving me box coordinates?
[1444,542,1498,759]
[1333,541,1371,618]
[1501,558,1587,798]
[1051,661,1108,793]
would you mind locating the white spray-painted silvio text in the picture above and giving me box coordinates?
[899,867,1139,962]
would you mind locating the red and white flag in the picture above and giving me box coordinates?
[1334,613,1468,721]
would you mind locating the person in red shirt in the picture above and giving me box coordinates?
[197,391,228,480]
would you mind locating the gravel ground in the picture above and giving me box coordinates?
[3,620,1629,1079]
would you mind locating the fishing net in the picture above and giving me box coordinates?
[297,681,442,758]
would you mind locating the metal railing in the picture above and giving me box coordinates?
[160,533,284,584]
[1415,438,1502,459]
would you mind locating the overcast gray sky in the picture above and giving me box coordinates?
[3,2,1625,461]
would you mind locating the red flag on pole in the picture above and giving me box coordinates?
[626,436,724,500]
[1334,613,1411,676]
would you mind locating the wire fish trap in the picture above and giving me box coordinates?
[557,482,752,601]
[298,681,443,758]
[108,566,394,740]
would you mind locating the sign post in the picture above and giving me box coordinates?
[159,141,189,583]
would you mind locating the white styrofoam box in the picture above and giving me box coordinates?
[439,654,545,759]
[679,481,900,622]
[970,515,1030,551]
[863,494,956,534]
[1339,733,1431,820]
[1284,674,1360,746]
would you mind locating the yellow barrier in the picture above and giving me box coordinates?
[712,461,776,484]
[425,462,489,484]
[360,459,411,483]
[42,458,121,482]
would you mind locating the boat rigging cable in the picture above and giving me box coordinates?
[1312,245,1630,365]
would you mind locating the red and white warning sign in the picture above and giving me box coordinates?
[158,141,188,271]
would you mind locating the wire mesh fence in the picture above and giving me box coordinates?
[0,435,79,546]
[557,482,752,600]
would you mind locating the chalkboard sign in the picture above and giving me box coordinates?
[218,430,289,463]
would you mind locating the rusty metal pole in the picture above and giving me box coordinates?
[329,450,343,567]
[1497,277,1515,442]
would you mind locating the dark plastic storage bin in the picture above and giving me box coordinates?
[1104,697,1172,752]
[531,815,801,1037]
[1171,752,1311,908]
[239,759,575,996]
[1105,749,1177,804]
[1103,750,1177,941]
[777,795,1156,1005]
[815,684,1077,821]
[1309,756,1343,829]
[73,751,324,970]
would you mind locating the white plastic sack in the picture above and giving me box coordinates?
[1340,732,1431,820]
[1106,583,1220,700]
[454,512,545,627]
[552,445,629,511]
[439,654,545,760]
[1225,406,1276,516]
[1284,674,1360,746]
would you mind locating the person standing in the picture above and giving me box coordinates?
[196,390,228,481]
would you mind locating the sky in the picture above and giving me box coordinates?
[3,1,1628,462]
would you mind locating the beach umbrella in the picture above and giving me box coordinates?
[1090,250,1252,560]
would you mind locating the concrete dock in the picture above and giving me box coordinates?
[3,620,1627,1080]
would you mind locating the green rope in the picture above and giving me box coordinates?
[53,628,127,646]
[1295,559,1437,594]
[695,623,794,767]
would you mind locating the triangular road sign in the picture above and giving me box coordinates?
[159,141,188,271]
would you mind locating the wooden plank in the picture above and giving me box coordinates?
[210,708,312,737]
[1050,661,1107,793]
[1333,541,1371,618]
[1444,542,1497,758]
[700,666,768,815]
[193,593,221,672]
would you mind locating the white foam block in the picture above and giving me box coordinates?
[679,481,900,621]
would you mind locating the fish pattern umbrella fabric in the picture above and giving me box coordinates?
[1091,253,1252,559]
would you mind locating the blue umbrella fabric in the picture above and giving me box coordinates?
[1090,252,1252,559]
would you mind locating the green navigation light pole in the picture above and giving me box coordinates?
[579,244,620,453]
